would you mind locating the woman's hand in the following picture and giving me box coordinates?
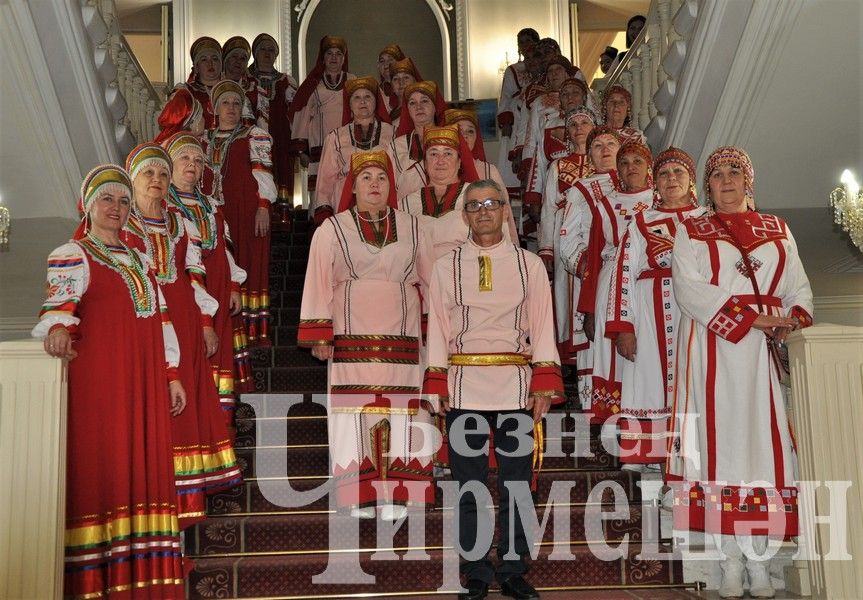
[229,291,242,315]
[255,207,271,237]
[44,327,77,360]
[311,345,333,361]
[203,326,219,357]
[583,313,595,342]
[616,332,637,361]
[168,380,187,416]
[753,314,797,339]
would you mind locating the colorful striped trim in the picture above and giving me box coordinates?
[333,334,419,364]
[297,318,333,346]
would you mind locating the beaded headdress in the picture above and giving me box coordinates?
[345,76,379,98]
[704,146,755,208]
[126,142,172,182]
[190,37,221,63]
[222,36,251,61]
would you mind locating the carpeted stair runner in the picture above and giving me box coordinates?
[185,210,689,599]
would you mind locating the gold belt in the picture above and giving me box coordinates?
[449,353,531,366]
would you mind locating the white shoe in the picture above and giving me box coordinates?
[746,561,775,598]
[350,506,375,519]
[621,463,646,473]
[380,504,407,521]
[718,557,745,598]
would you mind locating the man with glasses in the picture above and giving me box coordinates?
[423,180,564,600]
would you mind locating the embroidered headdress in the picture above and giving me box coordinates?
[444,108,486,161]
[222,36,251,62]
[252,33,278,58]
[379,44,405,61]
[704,146,755,209]
[653,146,698,205]
[210,79,245,107]
[163,132,204,161]
[74,164,132,239]
[422,125,479,183]
[190,36,221,64]
[126,142,172,183]
[337,150,397,213]
[586,124,621,151]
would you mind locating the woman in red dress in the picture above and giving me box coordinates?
[124,143,242,529]
[182,36,222,130]
[205,79,278,346]
[34,164,186,598]
[163,131,250,428]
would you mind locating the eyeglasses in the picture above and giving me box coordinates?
[464,199,504,213]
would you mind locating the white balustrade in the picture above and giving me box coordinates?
[603,0,701,149]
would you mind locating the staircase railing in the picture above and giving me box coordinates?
[80,0,164,153]
[602,0,700,149]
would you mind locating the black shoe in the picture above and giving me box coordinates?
[458,578,489,600]
[499,575,539,600]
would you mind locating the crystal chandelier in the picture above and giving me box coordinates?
[829,170,863,252]
[0,195,9,250]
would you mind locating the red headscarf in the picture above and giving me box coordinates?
[288,36,349,123]
[154,87,203,144]
[340,76,391,126]
[395,81,446,137]
[337,150,398,213]
[444,108,485,161]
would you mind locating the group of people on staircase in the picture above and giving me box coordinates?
[32,26,815,600]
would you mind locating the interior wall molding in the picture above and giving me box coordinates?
[279,0,292,75]
[698,0,804,165]
[296,0,453,100]
[172,0,192,86]
[454,0,468,99]
[3,1,88,219]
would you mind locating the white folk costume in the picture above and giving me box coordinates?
[604,148,705,465]
[496,59,533,192]
[539,151,593,362]
[668,148,813,540]
[298,151,434,508]
[559,166,619,407]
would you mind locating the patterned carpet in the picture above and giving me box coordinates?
[185,211,690,599]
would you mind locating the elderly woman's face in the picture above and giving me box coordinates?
[407,92,434,127]
[90,189,131,233]
[589,134,620,172]
[655,161,691,206]
[133,163,170,203]
[456,120,477,151]
[567,115,594,146]
[425,145,460,183]
[224,51,249,81]
[353,166,389,210]
[546,64,568,90]
[618,151,649,190]
[172,149,205,189]
[195,51,222,83]
[605,92,629,126]
[708,164,748,213]
[216,94,242,129]
[255,40,278,71]
[350,88,376,121]
[324,47,345,73]
[378,53,396,80]
[391,72,416,100]
[558,82,585,112]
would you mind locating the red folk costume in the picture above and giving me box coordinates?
[248,33,300,203]
[385,57,422,127]
[668,147,813,539]
[154,87,204,145]
[601,85,646,146]
[298,151,435,508]
[289,35,355,191]
[388,80,448,178]
[205,79,278,346]
[183,36,222,130]
[580,142,653,423]
[123,144,242,529]
[377,44,405,114]
[496,51,534,192]
[604,148,707,465]
[221,36,261,128]
[33,165,185,598]
[163,132,250,423]
[313,76,395,221]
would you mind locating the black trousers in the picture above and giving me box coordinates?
[446,408,535,584]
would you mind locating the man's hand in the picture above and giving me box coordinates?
[311,345,333,361]
[525,394,551,423]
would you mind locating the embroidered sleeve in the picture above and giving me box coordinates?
[576,214,606,314]
[221,221,246,289]
[248,126,277,207]
[297,221,336,346]
[605,224,645,336]
[537,160,561,258]
[421,257,455,410]
[780,227,814,328]
[312,131,340,212]
[32,243,89,339]
[157,284,181,381]
[181,217,218,324]
[525,256,565,401]
[672,226,758,343]
[497,65,518,123]
[559,182,594,278]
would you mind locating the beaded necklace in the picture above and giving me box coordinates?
[323,71,345,91]
[129,210,180,285]
[350,120,382,151]
[79,234,156,318]
[168,186,217,250]
[207,125,244,204]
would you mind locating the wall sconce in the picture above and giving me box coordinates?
[0,195,9,250]
[829,169,862,253]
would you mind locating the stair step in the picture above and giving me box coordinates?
[269,289,303,308]
[269,274,305,293]
[188,504,652,555]
[265,365,328,393]
[248,345,321,369]
[271,307,301,327]
[269,258,308,277]
[186,544,683,599]
[205,470,644,516]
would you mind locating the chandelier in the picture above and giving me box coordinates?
[829,170,863,252]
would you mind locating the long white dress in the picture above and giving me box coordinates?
[668,211,813,537]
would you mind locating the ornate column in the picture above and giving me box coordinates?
[0,340,67,600]
[628,56,642,131]
[638,44,652,129]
